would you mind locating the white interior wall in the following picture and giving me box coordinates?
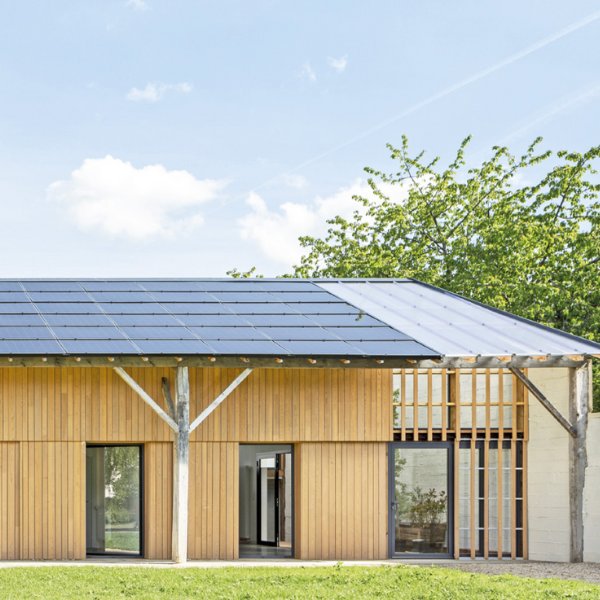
[584,413,600,563]
[527,368,571,562]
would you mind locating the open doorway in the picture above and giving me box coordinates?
[239,444,293,558]
[86,445,143,557]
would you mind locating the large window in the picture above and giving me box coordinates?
[86,445,142,556]
[389,443,452,557]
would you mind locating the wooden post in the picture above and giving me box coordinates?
[569,361,590,563]
[172,366,190,563]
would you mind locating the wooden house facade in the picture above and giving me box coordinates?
[0,279,597,563]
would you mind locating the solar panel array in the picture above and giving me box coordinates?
[0,280,436,357]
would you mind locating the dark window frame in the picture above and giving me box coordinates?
[388,441,454,559]
[86,443,144,559]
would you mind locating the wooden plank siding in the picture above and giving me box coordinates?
[0,442,19,559]
[295,442,388,560]
[0,366,392,561]
[143,443,173,560]
[188,442,239,560]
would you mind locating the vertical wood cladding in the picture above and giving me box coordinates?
[295,442,388,560]
[0,366,392,560]
[0,367,392,444]
[188,442,239,560]
[0,442,19,559]
[143,442,173,560]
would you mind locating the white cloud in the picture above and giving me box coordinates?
[48,156,226,240]
[299,62,317,83]
[327,55,348,73]
[126,0,149,11]
[239,179,406,267]
[126,82,192,103]
[280,173,309,189]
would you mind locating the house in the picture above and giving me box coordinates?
[0,278,598,563]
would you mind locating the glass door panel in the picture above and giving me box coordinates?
[391,445,451,556]
[258,457,276,545]
[86,445,142,556]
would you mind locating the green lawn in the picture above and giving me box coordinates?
[0,565,597,599]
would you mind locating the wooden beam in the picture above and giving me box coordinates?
[569,362,590,562]
[113,367,177,432]
[508,367,576,438]
[189,368,253,433]
[161,377,176,421]
[172,365,190,564]
[0,354,591,369]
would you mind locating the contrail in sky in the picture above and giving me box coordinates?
[238,9,600,198]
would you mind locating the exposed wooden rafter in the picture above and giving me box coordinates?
[0,354,590,369]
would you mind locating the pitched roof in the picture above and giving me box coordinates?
[0,278,597,358]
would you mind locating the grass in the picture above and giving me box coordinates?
[0,565,598,599]
[104,531,140,553]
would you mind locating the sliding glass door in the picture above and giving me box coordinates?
[389,443,453,558]
[86,445,142,556]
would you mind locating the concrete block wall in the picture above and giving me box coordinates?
[528,368,571,562]
[584,413,600,563]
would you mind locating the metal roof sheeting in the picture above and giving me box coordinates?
[318,280,600,357]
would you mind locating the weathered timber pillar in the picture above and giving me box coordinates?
[569,361,591,562]
[172,365,190,563]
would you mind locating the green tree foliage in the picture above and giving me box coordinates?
[293,137,600,407]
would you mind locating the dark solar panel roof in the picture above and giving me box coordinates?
[0,279,437,357]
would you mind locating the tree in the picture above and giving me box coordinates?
[293,137,600,407]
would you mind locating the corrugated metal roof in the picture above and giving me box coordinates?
[318,280,600,357]
[0,279,436,357]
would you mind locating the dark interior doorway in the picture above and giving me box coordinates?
[239,444,293,558]
[86,445,143,557]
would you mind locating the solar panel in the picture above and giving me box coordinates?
[137,281,205,292]
[0,303,38,314]
[242,314,313,326]
[324,327,412,341]
[133,339,213,354]
[0,292,30,302]
[0,282,23,292]
[160,303,230,315]
[21,281,83,292]
[349,340,438,356]
[0,326,55,339]
[27,292,91,303]
[274,340,360,355]
[143,291,217,303]
[206,340,286,354]
[81,281,145,292]
[188,327,267,340]
[255,327,340,341]
[33,302,104,314]
[50,327,128,340]
[60,340,140,354]
[110,314,182,326]
[87,291,155,302]
[0,339,65,353]
[0,314,46,326]
[98,303,166,314]
[119,326,197,340]
[306,314,383,326]
[43,314,115,326]
[175,314,249,326]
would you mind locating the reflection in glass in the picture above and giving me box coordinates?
[393,447,449,555]
[86,446,141,555]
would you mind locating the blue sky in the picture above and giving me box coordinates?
[1,0,599,277]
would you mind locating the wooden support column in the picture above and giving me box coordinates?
[569,362,590,563]
[172,365,190,564]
